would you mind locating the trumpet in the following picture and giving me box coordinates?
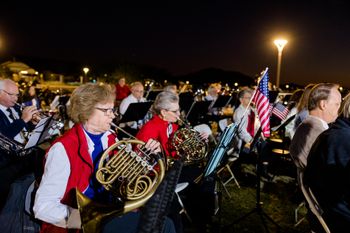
[15,103,49,122]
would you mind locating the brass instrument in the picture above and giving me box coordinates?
[171,118,208,165]
[0,132,29,156]
[15,103,49,122]
[16,103,65,138]
[77,122,165,233]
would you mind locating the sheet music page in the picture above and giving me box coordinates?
[24,117,51,149]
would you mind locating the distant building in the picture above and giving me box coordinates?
[0,60,40,82]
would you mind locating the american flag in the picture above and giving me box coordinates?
[271,102,289,120]
[252,68,270,138]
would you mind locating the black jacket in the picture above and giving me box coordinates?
[305,117,350,231]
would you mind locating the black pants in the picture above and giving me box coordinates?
[177,165,216,230]
[0,148,44,210]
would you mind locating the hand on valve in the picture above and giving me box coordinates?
[21,105,41,124]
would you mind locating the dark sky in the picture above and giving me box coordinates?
[1,1,350,87]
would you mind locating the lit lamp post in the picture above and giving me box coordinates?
[274,39,288,89]
[82,67,90,83]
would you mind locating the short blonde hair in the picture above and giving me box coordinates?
[130,81,143,90]
[340,92,350,119]
[68,83,115,123]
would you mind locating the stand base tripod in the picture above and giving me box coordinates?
[223,130,282,233]
[223,200,281,233]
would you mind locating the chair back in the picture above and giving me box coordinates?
[298,170,331,233]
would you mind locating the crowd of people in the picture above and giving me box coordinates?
[1,75,350,233]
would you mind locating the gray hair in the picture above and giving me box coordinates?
[0,79,16,90]
[238,87,253,99]
[152,91,179,115]
[308,83,339,111]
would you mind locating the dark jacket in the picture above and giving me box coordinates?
[304,117,350,232]
[0,105,34,140]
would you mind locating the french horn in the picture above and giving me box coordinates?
[170,118,208,165]
[77,124,165,233]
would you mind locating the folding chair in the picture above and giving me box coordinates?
[216,158,240,198]
[298,170,331,233]
[175,182,192,222]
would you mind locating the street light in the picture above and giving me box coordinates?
[274,39,288,89]
[82,67,90,83]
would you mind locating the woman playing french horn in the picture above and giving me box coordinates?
[33,83,175,233]
[137,91,209,159]
[136,91,209,233]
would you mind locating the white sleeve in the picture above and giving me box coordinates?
[33,142,71,225]
[233,107,252,143]
[119,98,129,115]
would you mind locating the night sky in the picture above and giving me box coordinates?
[1,1,350,87]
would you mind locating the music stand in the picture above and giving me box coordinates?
[270,114,296,133]
[146,90,162,101]
[119,102,153,123]
[212,95,232,109]
[269,91,279,103]
[186,101,212,125]
[223,127,282,233]
[24,116,55,149]
[192,123,238,233]
[203,123,238,179]
[179,92,194,113]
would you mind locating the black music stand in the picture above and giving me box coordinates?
[146,90,162,101]
[223,127,282,233]
[119,102,153,123]
[186,101,212,125]
[212,95,232,109]
[269,91,279,103]
[24,116,56,150]
[195,123,239,233]
[179,92,194,114]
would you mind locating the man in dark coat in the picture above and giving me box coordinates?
[304,92,350,232]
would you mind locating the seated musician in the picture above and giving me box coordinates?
[115,77,131,104]
[0,79,42,208]
[232,87,260,156]
[33,83,175,233]
[205,83,221,116]
[163,83,178,94]
[22,84,41,110]
[118,81,147,135]
[136,91,211,233]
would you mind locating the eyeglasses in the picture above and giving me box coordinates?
[133,90,144,93]
[1,89,20,97]
[95,107,117,116]
[166,108,180,114]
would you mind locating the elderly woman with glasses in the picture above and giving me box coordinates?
[136,91,182,158]
[33,83,174,233]
[136,91,210,233]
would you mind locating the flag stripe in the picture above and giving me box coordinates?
[271,102,290,120]
[252,68,270,137]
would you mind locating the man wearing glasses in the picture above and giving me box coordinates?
[118,81,148,135]
[0,79,41,209]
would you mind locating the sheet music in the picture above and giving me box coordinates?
[24,116,51,149]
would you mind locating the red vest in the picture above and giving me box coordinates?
[40,124,116,233]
